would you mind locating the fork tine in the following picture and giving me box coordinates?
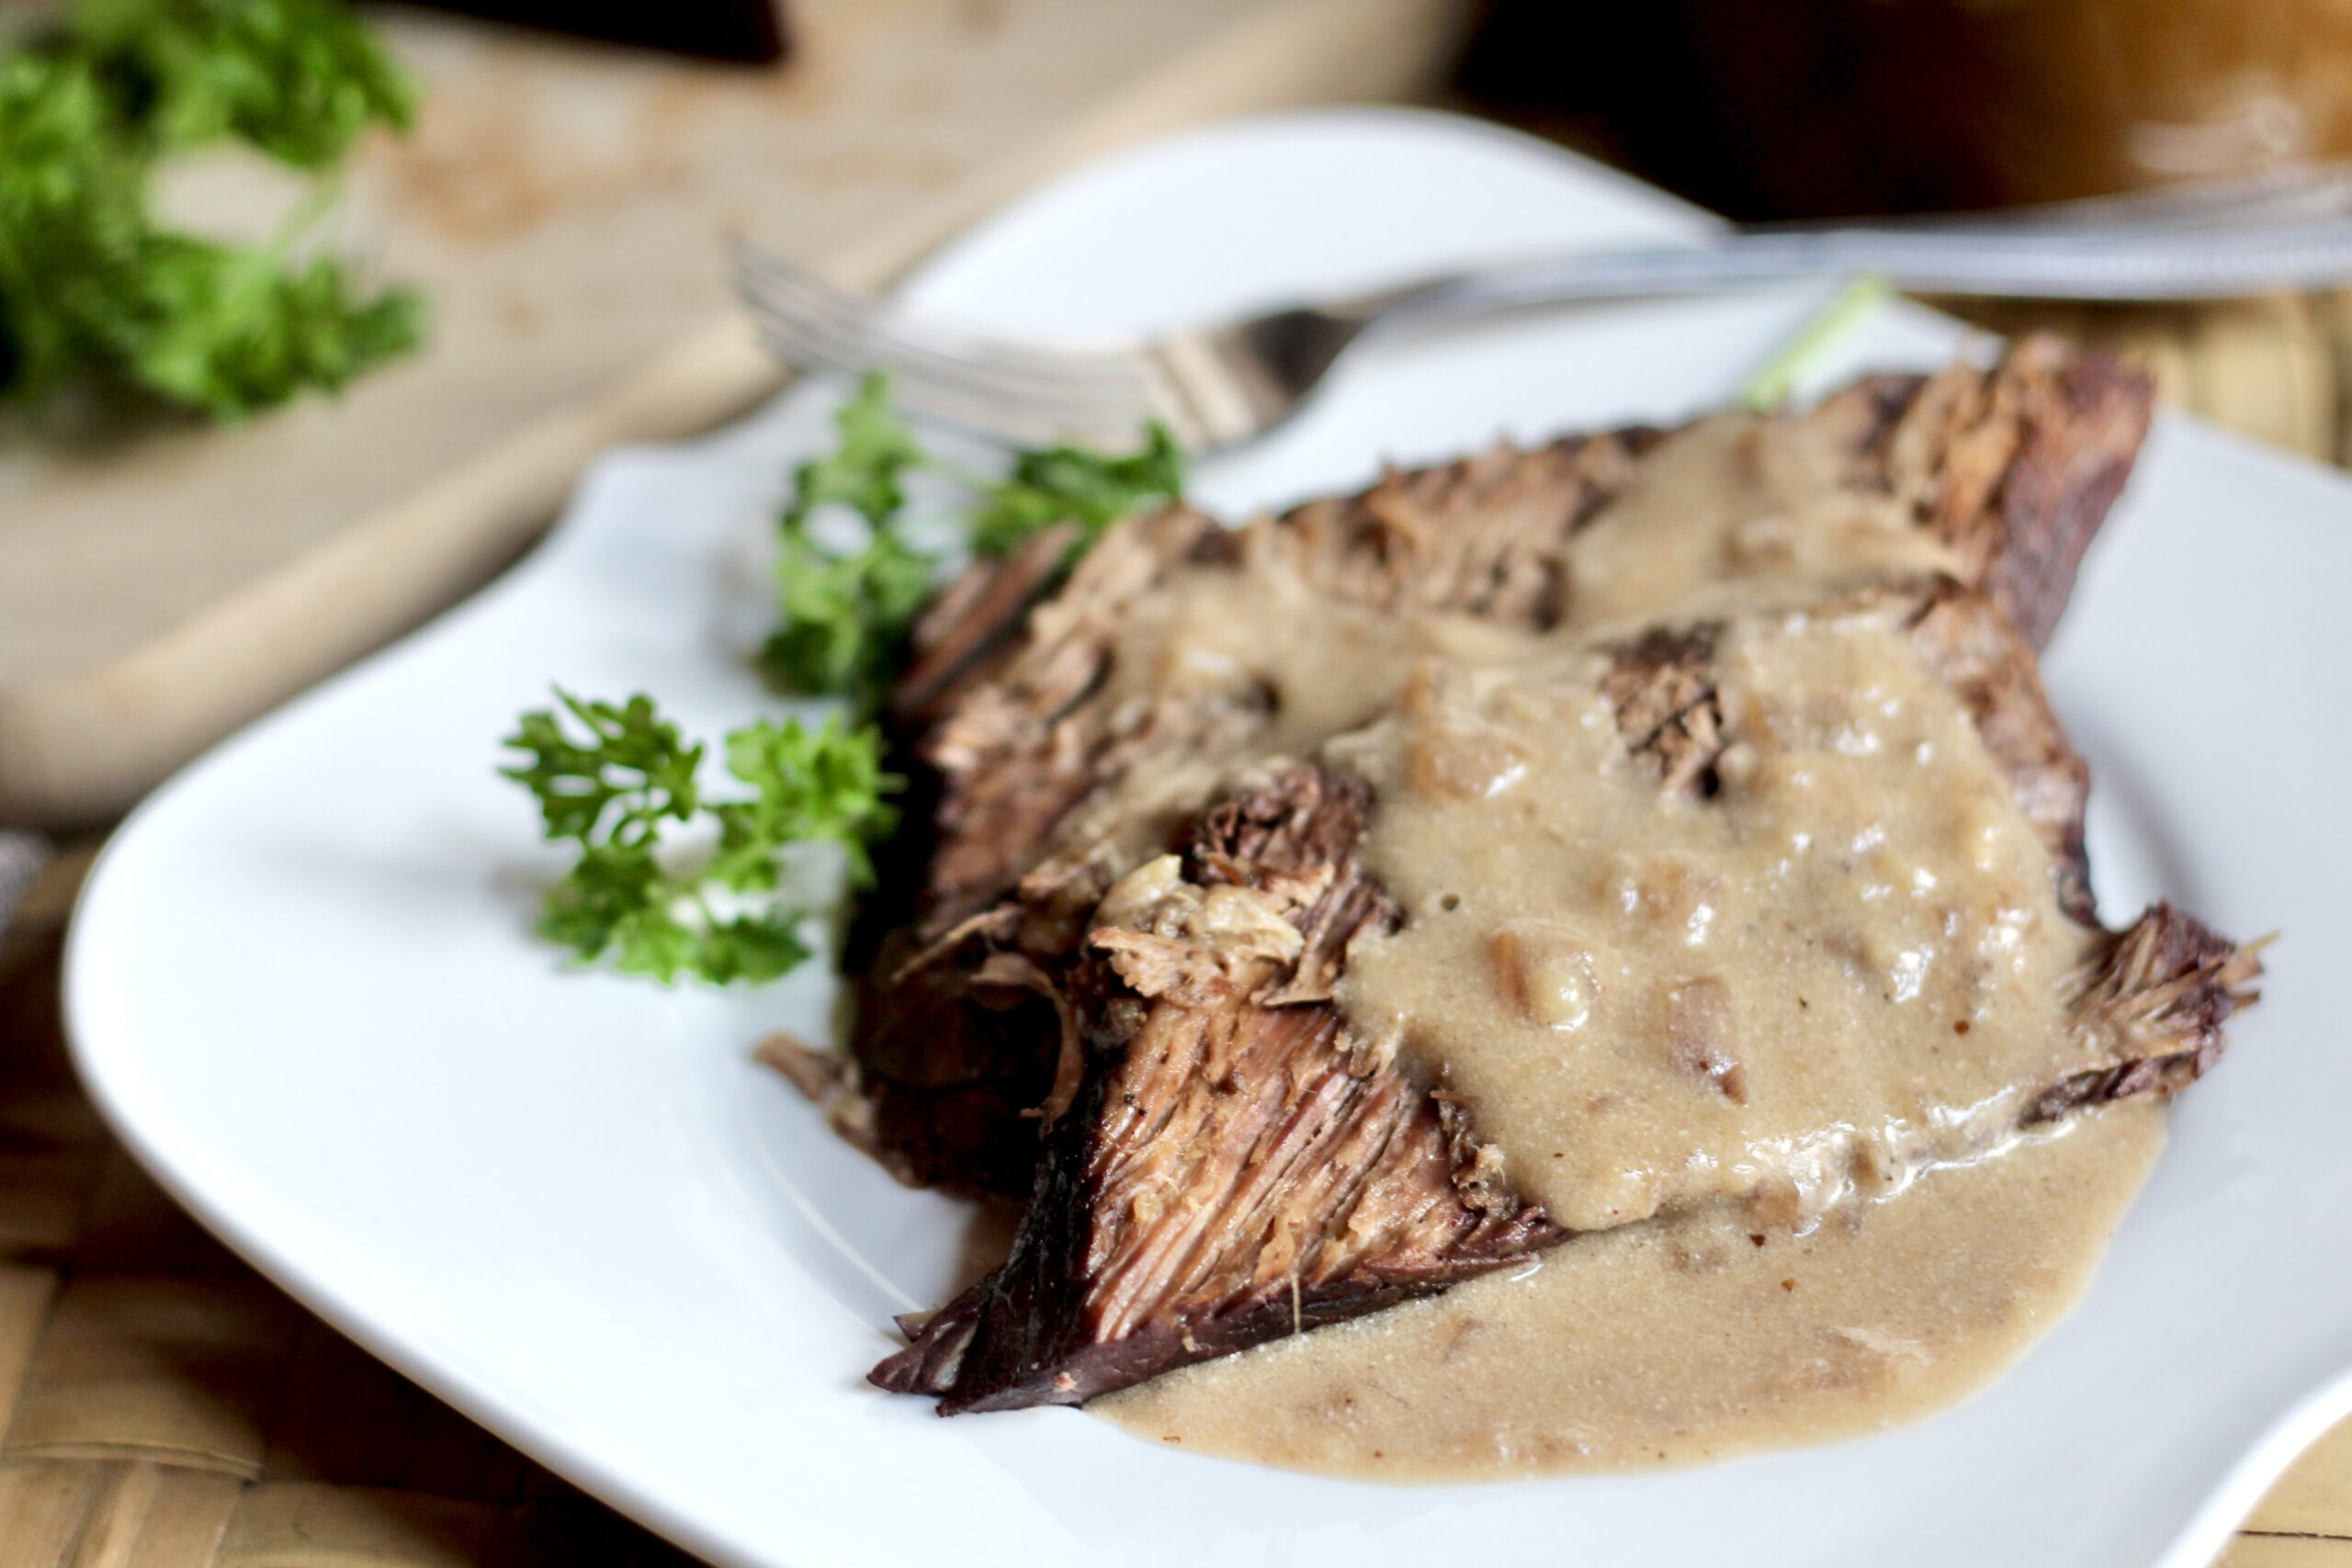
[732,243,1148,391]
[741,276,1176,438]
[741,285,1156,407]
[731,241,1216,448]
[754,325,1192,448]
[733,243,1143,380]
[737,276,1172,431]
[828,366,1184,449]
[749,311,1160,425]
[736,275,1144,397]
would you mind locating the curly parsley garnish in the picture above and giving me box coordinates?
[0,0,422,422]
[757,373,935,708]
[760,372,1184,713]
[508,378,1180,986]
[967,422,1185,559]
[73,0,416,167]
[502,690,899,986]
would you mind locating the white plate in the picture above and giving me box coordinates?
[65,108,2352,1568]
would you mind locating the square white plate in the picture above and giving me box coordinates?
[65,108,2352,1568]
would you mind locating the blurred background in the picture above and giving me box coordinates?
[1472,0,2352,217]
[1,1,2346,1563]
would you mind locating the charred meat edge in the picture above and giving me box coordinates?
[872,586,2259,1414]
[842,340,2157,1198]
[872,769,1564,1414]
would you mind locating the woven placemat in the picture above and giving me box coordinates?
[3,298,2347,1568]
[0,858,695,1566]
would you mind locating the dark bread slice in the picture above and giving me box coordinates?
[873,585,2260,1413]
[842,339,2155,1198]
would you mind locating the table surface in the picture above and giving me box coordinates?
[0,0,1469,828]
[3,291,2348,1566]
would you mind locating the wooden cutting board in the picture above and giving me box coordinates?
[0,0,1474,828]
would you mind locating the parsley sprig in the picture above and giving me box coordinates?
[757,374,933,707]
[967,423,1185,559]
[72,0,416,168]
[760,373,1185,713]
[0,0,422,422]
[502,690,899,986]
[507,378,1180,987]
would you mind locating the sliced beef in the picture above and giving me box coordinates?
[1818,333,2154,650]
[2035,905,2265,1119]
[878,775,2257,1416]
[904,432,1660,941]
[1600,624,1727,798]
[1903,581,2099,923]
[872,769,1563,1412]
[1601,584,2098,920]
[847,343,2228,1412]
[875,581,2259,1415]
[846,340,2155,1198]
[902,338,2146,938]
[853,438,1658,1195]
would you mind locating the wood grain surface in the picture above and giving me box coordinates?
[0,0,1476,829]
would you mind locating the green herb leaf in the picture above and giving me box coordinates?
[760,378,1186,716]
[509,385,1187,991]
[117,232,425,419]
[684,914,816,987]
[713,715,901,891]
[781,370,924,529]
[502,688,702,847]
[537,841,815,987]
[967,421,1184,558]
[71,0,416,169]
[0,0,423,422]
[761,373,941,709]
[502,692,899,986]
[758,520,934,710]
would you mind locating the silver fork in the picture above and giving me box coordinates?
[736,171,2352,452]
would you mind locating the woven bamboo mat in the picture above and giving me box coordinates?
[3,298,2348,1568]
[0,860,695,1566]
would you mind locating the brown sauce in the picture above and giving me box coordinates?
[1102,1105,2160,1475]
[1334,606,2094,1235]
[1070,411,2156,1475]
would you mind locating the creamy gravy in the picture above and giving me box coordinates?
[1558,411,1958,630]
[1333,606,2096,1233]
[1047,410,1957,887]
[1045,532,1544,883]
[1102,1104,2161,1476]
[1060,409,2157,1475]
